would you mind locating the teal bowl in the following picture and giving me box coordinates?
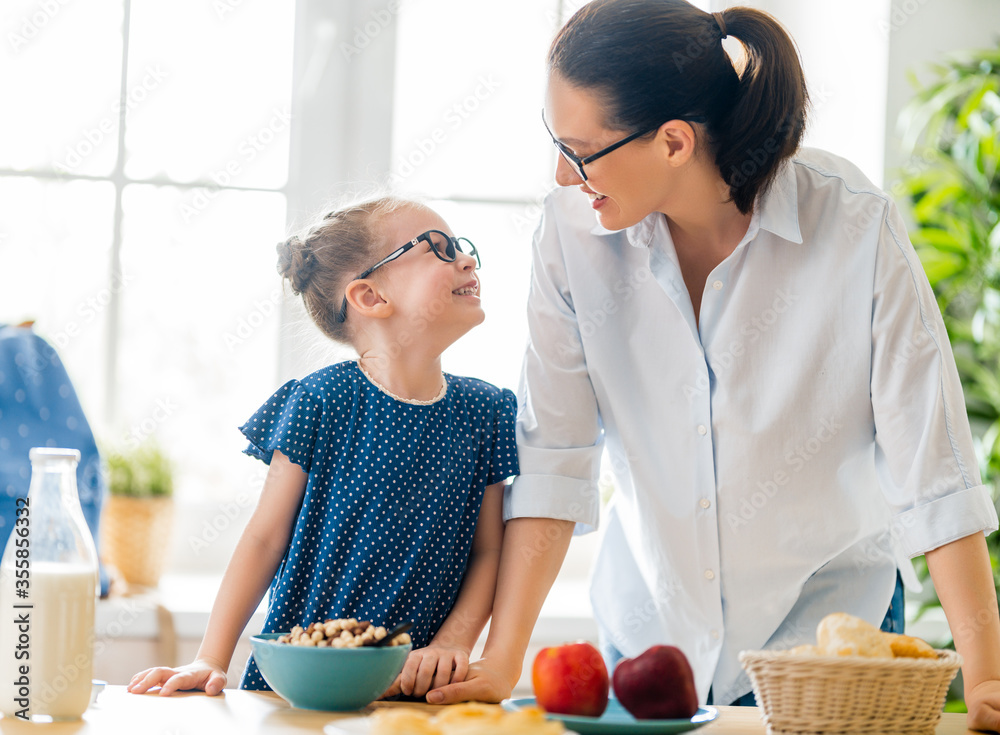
[250,633,411,711]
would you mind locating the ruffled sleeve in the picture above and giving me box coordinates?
[487,388,519,484]
[239,380,322,473]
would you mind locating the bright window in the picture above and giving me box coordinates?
[2,0,721,582]
[390,0,560,388]
[1,0,296,566]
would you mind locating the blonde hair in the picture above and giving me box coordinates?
[276,196,417,344]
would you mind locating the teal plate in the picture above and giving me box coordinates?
[500,697,718,734]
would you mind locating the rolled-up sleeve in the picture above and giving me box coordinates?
[505,195,603,533]
[870,198,998,557]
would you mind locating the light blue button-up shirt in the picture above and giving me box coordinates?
[506,148,998,704]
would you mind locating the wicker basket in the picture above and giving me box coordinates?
[101,495,174,588]
[739,649,962,735]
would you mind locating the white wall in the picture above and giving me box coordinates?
[713,0,1000,192]
[717,0,892,186]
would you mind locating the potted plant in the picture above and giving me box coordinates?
[894,42,1000,709]
[101,443,175,588]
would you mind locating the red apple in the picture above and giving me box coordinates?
[532,641,610,717]
[613,645,698,720]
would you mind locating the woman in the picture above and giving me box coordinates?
[427,1,1000,729]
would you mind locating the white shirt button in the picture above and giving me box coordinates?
[699,498,711,509]
[711,629,721,640]
[697,424,708,436]
[704,569,715,580]
[713,280,723,291]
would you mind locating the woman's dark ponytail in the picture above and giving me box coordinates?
[549,0,809,215]
[713,7,809,213]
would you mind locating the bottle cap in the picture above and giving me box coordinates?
[29,447,82,463]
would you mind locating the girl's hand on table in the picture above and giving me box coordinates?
[424,659,514,704]
[966,679,1000,733]
[383,645,470,699]
[127,659,227,696]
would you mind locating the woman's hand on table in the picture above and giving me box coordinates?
[965,679,1000,733]
[423,658,515,704]
[127,658,228,696]
[381,645,470,699]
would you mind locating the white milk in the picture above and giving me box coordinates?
[0,562,96,721]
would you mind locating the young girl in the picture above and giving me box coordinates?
[127,196,518,700]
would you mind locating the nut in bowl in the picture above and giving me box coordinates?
[739,613,962,735]
[250,619,412,711]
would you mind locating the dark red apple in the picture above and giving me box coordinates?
[612,645,699,720]
[532,641,610,717]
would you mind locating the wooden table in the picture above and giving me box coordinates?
[0,686,978,734]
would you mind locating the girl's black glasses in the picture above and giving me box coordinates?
[335,229,480,323]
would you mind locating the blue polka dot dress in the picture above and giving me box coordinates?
[237,361,518,690]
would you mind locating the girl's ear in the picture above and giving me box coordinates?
[345,279,394,319]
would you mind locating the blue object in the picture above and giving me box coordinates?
[237,361,518,690]
[0,325,109,596]
[880,570,906,634]
[249,633,410,711]
[501,698,718,734]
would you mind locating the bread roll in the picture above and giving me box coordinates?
[369,709,441,735]
[816,613,892,658]
[884,632,938,659]
[369,704,566,735]
[786,644,820,656]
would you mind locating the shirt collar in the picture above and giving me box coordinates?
[589,157,803,246]
[757,158,803,244]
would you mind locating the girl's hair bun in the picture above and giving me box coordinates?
[276,235,317,295]
[274,194,418,346]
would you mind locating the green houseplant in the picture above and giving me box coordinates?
[894,43,1000,708]
[897,45,1000,492]
[106,443,174,499]
[102,443,175,588]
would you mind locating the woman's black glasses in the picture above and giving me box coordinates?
[335,229,480,323]
[541,110,706,182]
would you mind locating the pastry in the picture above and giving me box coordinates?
[816,613,893,658]
[493,706,566,735]
[368,704,567,735]
[884,632,938,659]
[369,708,441,735]
[785,644,820,656]
[431,702,505,726]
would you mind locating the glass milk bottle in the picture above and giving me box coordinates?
[0,448,99,722]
